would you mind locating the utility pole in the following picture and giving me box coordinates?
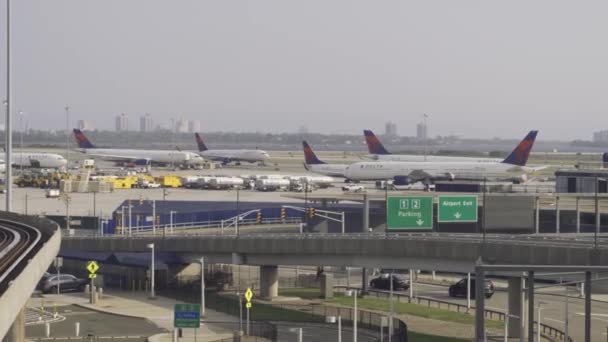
[65,106,70,168]
[5,0,12,212]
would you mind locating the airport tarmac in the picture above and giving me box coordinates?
[0,186,353,218]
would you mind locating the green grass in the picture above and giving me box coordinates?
[328,295,502,329]
[206,292,324,323]
[279,288,324,299]
[408,331,470,342]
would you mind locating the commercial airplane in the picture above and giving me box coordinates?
[364,130,502,163]
[73,129,204,167]
[302,141,349,177]
[13,153,67,168]
[195,133,270,165]
[0,152,67,169]
[345,130,539,183]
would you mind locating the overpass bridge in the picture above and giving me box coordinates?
[61,232,608,271]
[0,213,61,342]
[61,232,608,342]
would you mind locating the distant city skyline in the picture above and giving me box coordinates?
[1,1,607,140]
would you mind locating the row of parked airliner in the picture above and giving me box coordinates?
[303,130,540,184]
[73,129,270,167]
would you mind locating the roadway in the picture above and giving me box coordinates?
[398,281,608,342]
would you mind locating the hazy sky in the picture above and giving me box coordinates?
[0,1,607,140]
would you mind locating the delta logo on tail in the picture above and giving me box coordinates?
[194,133,208,152]
[501,130,538,166]
[302,141,326,165]
[73,129,95,149]
[363,130,391,155]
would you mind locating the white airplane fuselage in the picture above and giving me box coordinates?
[78,148,204,165]
[369,154,503,163]
[306,163,349,177]
[3,152,67,168]
[199,149,270,163]
[344,161,527,181]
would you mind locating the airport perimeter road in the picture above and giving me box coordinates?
[409,282,608,342]
[26,305,165,341]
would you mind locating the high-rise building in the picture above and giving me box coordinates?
[139,114,153,132]
[593,130,608,142]
[173,116,189,133]
[77,120,92,130]
[115,113,129,131]
[188,120,201,133]
[385,121,397,136]
[416,122,428,141]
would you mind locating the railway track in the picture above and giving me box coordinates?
[0,219,42,294]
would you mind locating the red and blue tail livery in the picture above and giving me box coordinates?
[364,130,391,155]
[194,133,209,152]
[501,130,538,166]
[302,141,326,165]
[73,129,95,149]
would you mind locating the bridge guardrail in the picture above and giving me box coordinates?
[336,286,569,341]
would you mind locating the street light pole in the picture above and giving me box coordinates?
[4,0,12,212]
[353,290,358,342]
[389,270,394,342]
[423,113,428,161]
[595,176,600,249]
[235,188,240,236]
[200,257,205,317]
[65,106,70,168]
[147,243,155,299]
[18,110,23,171]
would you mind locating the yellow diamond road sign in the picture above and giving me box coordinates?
[245,302,252,309]
[244,288,253,303]
[86,261,99,274]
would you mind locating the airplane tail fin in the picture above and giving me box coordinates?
[194,133,208,152]
[73,129,95,149]
[603,153,608,169]
[302,141,326,165]
[364,130,390,155]
[502,130,538,166]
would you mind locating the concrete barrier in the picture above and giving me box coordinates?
[0,214,61,341]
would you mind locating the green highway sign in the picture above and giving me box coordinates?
[438,195,478,223]
[174,304,200,328]
[386,196,433,230]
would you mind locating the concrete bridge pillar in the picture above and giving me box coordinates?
[3,307,25,342]
[259,265,278,299]
[507,277,526,340]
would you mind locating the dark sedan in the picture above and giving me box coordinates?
[370,274,409,291]
[38,274,88,294]
[448,278,495,299]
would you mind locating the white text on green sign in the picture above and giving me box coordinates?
[386,196,433,230]
[437,196,478,223]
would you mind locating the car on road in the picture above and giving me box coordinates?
[342,184,365,193]
[370,273,409,291]
[38,274,88,294]
[448,278,494,299]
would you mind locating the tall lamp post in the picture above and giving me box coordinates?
[147,243,155,299]
[423,113,429,161]
[18,110,23,171]
[595,176,605,249]
[65,106,70,168]
[4,0,12,212]
[235,188,240,236]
